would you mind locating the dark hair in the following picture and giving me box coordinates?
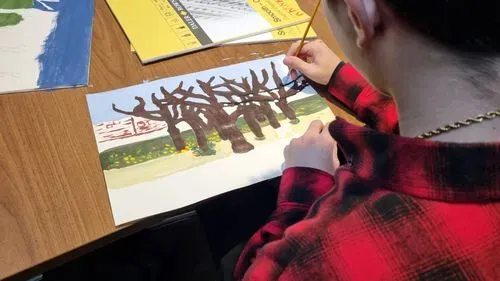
[383,0,500,54]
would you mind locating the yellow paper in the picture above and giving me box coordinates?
[271,22,317,41]
[107,0,313,63]
[246,0,308,27]
[130,22,317,53]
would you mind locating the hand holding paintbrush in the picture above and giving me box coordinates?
[284,0,342,86]
[294,0,322,57]
[286,0,322,78]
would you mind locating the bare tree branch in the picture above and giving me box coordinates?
[157,87,213,109]
[112,98,165,122]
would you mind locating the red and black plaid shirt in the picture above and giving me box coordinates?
[235,62,500,280]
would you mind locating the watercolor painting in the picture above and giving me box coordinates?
[0,0,94,94]
[86,55,334,225]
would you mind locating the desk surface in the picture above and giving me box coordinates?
[0,1,358,279]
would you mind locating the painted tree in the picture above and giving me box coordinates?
[112,96,187,151]
[269,62,308,122]
[112,62,309,154]
[212,62,308,138]
[194,78,255,153]
[154,82,213,152]
[213,68,279,139]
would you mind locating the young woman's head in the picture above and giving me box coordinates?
[324,0,500,94]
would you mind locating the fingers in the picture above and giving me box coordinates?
[286,40,310,57]
[284,39,326,79]
[286,40,328,60]
[297,41,322,57]
[321,122,332,138]
[286,41,299,57]
[283,56,316,78]
[283,137,299,157]
[304,120,323,137]
[287,39,324,57]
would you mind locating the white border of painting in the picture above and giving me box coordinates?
[108,137,293,225]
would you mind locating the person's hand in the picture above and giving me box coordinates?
[283,120,340,176]
[283,39,342,85]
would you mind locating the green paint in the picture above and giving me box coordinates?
[99,95,328,170]
[0,0,33,9]
[0,13,23,27]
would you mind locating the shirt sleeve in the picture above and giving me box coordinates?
[327,62,399,134]
[234,167,334,280]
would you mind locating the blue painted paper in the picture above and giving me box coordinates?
[0,0,94,94]
[37,0,94,89]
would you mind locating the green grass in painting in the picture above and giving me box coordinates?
[0,13,23,27]
[0,0,33,9]
[100,95,328,170]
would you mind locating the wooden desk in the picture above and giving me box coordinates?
[0,1,358,279]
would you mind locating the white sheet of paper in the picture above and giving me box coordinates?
[86,55,335,225]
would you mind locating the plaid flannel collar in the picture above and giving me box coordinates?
[330,118,500,202]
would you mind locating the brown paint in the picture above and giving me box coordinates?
[112,62,308,154]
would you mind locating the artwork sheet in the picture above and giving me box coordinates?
[0,0,94,94]
[86,55,334,225]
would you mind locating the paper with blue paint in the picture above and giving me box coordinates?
[0,0,94,94]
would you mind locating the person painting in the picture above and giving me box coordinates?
[233,0,500,280]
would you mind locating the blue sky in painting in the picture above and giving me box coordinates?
[86,56,316,124]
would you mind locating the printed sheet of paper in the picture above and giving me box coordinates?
[174,0,318,44]
[107,0,311,63]
[86,55,335,225]
[129,21,317,52]
[0,0,94,94]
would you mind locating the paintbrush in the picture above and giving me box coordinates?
[287,0,322,79]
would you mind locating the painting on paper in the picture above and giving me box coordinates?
[86,55,335,225]
[0,0,94,94]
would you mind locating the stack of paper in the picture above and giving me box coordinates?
[107,0,317,63]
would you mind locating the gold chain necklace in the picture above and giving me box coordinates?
[416,109,500,139]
